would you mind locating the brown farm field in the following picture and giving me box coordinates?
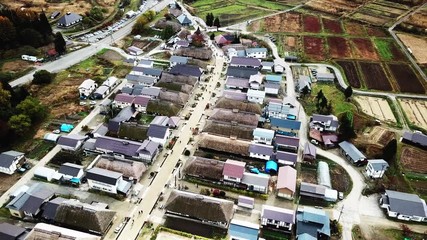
[344,22,367,36]
[397,33,427,64]
[358,62,393,91]
[400,146,427,174]
[304,0,361,16]
[355,97,396,123]
[303,36,325,61]
[351,38,379,60]
[303,15,321,33]
[387,63,425,94]
[322,18,343,34]
[261,12,302,33]
[399,99,427,130]
[336,60,361,88]
[328,37,352,58]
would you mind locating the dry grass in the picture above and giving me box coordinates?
[198,133,251,156]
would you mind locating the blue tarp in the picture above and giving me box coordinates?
[70,178,80,184]
[265,160,278,173]
[250,168,260,174]
[60,124,74,133]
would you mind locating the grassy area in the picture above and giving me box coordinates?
[300,83,355,116]
[352,225,366,240]
[138,113,156,125]
[24,140,56,160]
[374,39,393,61]
[383,228,427,240]
[261,229,290,240]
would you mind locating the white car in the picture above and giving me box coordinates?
[79,102,87,106]
[114,223,124,233]
[90,101,97,105]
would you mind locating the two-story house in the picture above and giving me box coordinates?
[223,159,246,183]
[253,128,275,145]
[249,143,274,160]
[86,167,132,195]
[0,150,25,175]
[246,48,267,59]
[78,79,97,99]
[261,205,295,232]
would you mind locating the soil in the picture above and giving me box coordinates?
[345,22,367,36]
[305,0,360,16]
[132,39,161,53]
[99,50,123,61]
[0,173,23,196]
[263,12,302,33]
[303,36,325,61]
[330,165,351,193]
[303,15,321,33]
[358,62,392,91]
[397,33,427,64]
[322,18,343,34]
[1,60,33,73]
[388,63,425,94]
[351,38,379,60]
[299,167,317,184]
[355,96,397,123]
[401,146,427,173]
[399,99,427,130]
[328,37,352,58]
[336,60,361,88]
[365,27,388,37]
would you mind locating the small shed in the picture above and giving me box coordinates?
[34,167,61,182]
[265,160,278,174]
[44,133,60,142]
[127,46,143,56]
[237,195,254,209]
[317,161,331,189]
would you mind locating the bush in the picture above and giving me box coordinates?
[184,150,191,156]
[33,70,53,85]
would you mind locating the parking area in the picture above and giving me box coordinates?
[79,17,134,43]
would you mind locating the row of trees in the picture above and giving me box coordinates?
[205,13,220,28]
[0,8,53,49]
[132,10,156,34]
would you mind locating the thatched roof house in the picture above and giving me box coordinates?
[147,100,180,116]
[209,108,259,127]
[198,133,250,156]
[203,121,255,140]
[178,29,191,39]
[118,122,148,141]
[159,90,189,106]
[215,98,262,115]
[154,19,181,32]
[183,157,225,181]
[159,72,198,85]
[54,200,116,235]
[95,157,147,182]
[174,47,213,60]
[165,190,234,228]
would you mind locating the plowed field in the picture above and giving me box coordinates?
[336,60,361,88]
[328,37,352,58]
[263,12,302,33]
[401,146,427,174]
[388,64,425,94]
[351,38,379,60]
[344,22,367,36]
[358,62,392,91]
[303,15,321,33]
[322,18,343,34]
[304,36,325,61]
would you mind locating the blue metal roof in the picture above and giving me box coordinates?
[265,75,282,82]
[270,118,301,130]
[229,222,259,240]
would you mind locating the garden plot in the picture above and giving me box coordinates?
[257,12,302,32]
[399,99,427,130]
[373,39,406,61]
[397,33,427,64]
[401,146,427,174]
[358,62,393,91]
[303,36,325,61]
[351,38,379,61]
[355,96,396,123]
[304,0,360,16]
[387,63,425,94]
[328,37,352,58]
[336,60,361,88]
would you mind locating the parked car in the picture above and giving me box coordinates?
[114,223,124,233]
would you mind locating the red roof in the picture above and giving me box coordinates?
[277,166,296,192]
[114,93,135,103]
[222,159,246,179]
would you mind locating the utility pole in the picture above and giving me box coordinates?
[337,205,344,222]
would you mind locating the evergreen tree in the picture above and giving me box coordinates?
[213,17,220,28]
[382,139,397,164]
[54,32,66,54]
[161,25,174,40]
[210,33,215,40]
[344,86,353,100]
[301,86,310,97]
[338,111,355,141]
[206,13,213,27]
[39,11,52,36]
[316,89,324,103]
[319,96,328,109]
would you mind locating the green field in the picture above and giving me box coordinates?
[191,0,290,26]
[374,39,394,61]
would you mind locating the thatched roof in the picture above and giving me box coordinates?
[154,19,181,32]
[159,90,189,105]
[95,157,147,181]
[203,121,255,140]
[198,133,250,156]
[174,47,213,60]
[165,190,234,224]
[215,97,262,115]
[54,201,116,235]
[209,108,259,127]
[183,156,224,181]
[178,29,191,39]
[159,72,198,85]
[118,122,148,141]
[147,100,180,116]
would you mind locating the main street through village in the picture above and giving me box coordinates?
[4,1,427,239]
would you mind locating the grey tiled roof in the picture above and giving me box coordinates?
[0,222,26,239]
[57,12,82,26]
[230,57,261,67]
[403,131,427,146]
[170,56,188,64]
[57,134,86,148]
[385,190,427,217]
[138,140,159,156]
[86,167,122,185]
[41,197,67,220]
[170,64,202,78]
[262,205,295,224]
[241,172,269,187]
[141,87,161,97]
[94,136,143,157]
[58,162,83,177]
[338,141,366,162]
[147,124,168,139]
[249,144,274,156]
[226,66,258,79]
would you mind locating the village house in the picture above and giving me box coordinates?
[339,141,367,165]
[300,182,337,202]
[137,139,160,162]
[222,90,247,101]
[215,34,235,45]
[113,93,134,109]
[246,47,267,59]
[249,143,274,160]
[147,124,170,146]
[225,76,250,91]
[296,206,330,239]
[261,205,295,231]
[247,89,265,104]
[277,166,297,199]
[380,190,427,222]
[57,12,82,28]
[78,79,97,99]
[169,55,188,67]
[95,156,147,183]
[165,190,234,228]
[237,195,255,209]
[137,59,154,68]
[127,46,143,56]
[273,59,285,73]
[261,61,274,72]
[86,167,132,195]
[141,86,161,99]
[58,163,84,182]
[230,57,261,68]
[94,135,154,161]
[229,219,260,240]
[0,150,25,175]
[177,14,192,26]
[303,142,317,162]
[126,74,157,87]
[266,100,297,120]
[170,64,203,80]
[275,151,298,166]
[270,118,301,134]
[130,67,163,79]
[265,74,282,84]
[151,116,180,128]
[26,223,101,240]
[275,135,300,152]
[310,114,339,132]
[242,172,270,193]
[53,199,115,235]
[365,159,389,179]
[57,134,87,151]
[265,82,280,95]
[248,74,263,90]
[226,66,259,79]
[223,159,246,183]
[93,85,109,99]
[0,222,28,239]
[183,157,225,182]
[7,184,54,219]
[401,131,427,149]
[253,128,275,145]
[316,72,335,82]
[133,95,151,112]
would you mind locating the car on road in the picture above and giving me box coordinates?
[90,101,97,105]
[338,192,344,200]
[114,223,124,233]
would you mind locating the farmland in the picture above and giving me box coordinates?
[189,0,292,26]
[400,146,427,174]
[354,96,396,123]
[336,61,361,88]
[351,38,379,61]
[387,63,425,94]
[399,99,427,130]
[303,37,325,61]
[328,37,352,59]
[373,39,406,61]
[322,18,343,34]
[303,15,321,33]
[359,62,393,91]
[397,33,427,64]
